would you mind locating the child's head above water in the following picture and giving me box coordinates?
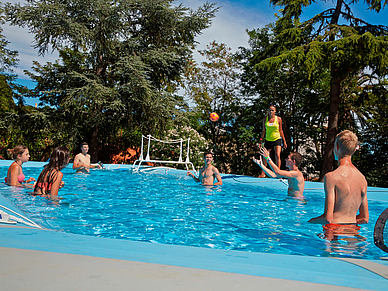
[47,147,70,170]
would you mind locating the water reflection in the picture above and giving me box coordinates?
[319,224,367,257]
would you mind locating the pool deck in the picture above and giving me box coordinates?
[1,162,388,290]
[2,224,388,291]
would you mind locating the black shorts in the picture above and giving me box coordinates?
[264,139,282,150]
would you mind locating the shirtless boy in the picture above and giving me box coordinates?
[309,130,368,225]
[73,142,102,173]
[253,145,305,198]
[187,152,223,186]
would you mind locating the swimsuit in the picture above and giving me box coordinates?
[34,168,58,194]
[35,182,53,191]
[5,162,25,184]
[323,223,360,230]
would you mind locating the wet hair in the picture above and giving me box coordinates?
[80,142,88,148]
[335,130,358,156]
[47,146,70,171]
[289,152,303,167]
[203,151,213,158]
[34,147,70,193]
[9,145,28,160]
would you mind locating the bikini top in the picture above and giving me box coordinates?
[34,168,58,193]
[5,162,25,184]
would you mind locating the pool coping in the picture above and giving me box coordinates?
[1,161,388,290]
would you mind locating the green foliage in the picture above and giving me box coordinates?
[3,0,218,161]
[238,24,331,178]
[150,126,210,169]
[243,1,388,180]
[183,41,246,173]
[0,106,76,161]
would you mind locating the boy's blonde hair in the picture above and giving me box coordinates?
[335,130,358,156]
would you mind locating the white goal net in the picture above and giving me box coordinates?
[133,134,197,173]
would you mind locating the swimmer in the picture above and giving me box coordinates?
[5,145,36,187]
[253,145,305,198]
[34,147,70,198]
[73,142,102,173]
[309,130,368,225]
[187,152,222,186]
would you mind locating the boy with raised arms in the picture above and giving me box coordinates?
[309,130,368,225]
[253,145,305,198]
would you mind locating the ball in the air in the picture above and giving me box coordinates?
[210,112,219,122]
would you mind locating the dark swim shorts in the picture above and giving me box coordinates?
[264,139,282,150]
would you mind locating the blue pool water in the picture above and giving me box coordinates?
[1,165,388,260]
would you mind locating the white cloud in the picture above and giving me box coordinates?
[2,0,275,81]
[2,1,59,79]
[179,0,275,52]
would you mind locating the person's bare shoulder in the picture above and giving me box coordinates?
[326,167,340,178]
[354,168,367,187]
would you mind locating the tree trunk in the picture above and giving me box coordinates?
[319,0,343,181]
[319,72,341,181]
[90,124,99,163]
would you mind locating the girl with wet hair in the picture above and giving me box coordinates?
[5,145,36,186]
[34,147,70,197]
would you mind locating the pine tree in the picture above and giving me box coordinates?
[256,0,388,180]
[4,0,218,161]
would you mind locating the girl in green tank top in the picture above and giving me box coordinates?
[259,105,287,170]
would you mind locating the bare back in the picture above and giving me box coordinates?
[325,164,367,224]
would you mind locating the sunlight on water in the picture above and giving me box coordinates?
[1,166,387,260]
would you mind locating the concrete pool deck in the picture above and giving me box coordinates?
[1,162,388,290]
[1,224,388,291]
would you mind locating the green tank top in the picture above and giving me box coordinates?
[265,116,281,142]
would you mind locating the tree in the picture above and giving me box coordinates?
[238,24,331,178]
[184,41,243,172]
[256,0,388,180]
[4,0,218,161]
[0,9,21,111]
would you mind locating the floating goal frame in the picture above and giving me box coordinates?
[133,134,197,173]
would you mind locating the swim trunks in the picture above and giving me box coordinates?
[323,223,360,230]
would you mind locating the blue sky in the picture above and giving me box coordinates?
[3,0,388,104]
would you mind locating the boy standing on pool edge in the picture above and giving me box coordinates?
[187,152,223,186]
[309,130,369,225]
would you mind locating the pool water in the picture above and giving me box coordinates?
[1,165,388,260]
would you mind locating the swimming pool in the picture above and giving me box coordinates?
[1,162,387,261]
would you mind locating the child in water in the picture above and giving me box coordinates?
[5,145,36,187]
[34,147,70,198]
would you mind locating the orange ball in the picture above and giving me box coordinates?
[210,112,219,122]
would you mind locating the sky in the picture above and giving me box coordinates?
[2,0,388,105]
